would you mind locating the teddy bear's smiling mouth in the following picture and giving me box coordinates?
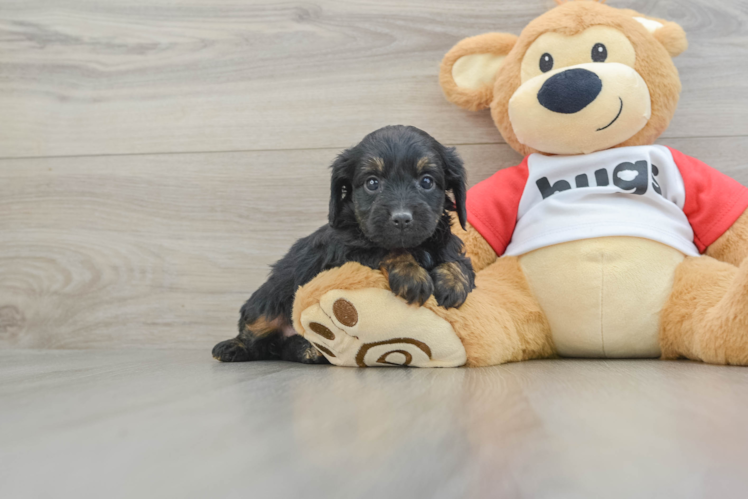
[596,97,624,131]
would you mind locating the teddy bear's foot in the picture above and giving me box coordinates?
[661,255,748,365]
[299,288,467,367]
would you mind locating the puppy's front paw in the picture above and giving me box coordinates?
[431,262,474,309]
[381,252,434,306]
[212,338,251,362]
[388,267,434,306]
[281,335,329,364]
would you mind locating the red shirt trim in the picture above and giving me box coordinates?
[466,157,529,256]
[667,146,748,253]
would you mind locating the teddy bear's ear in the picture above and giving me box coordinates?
[439,33,518,112]
[633,16,688,57]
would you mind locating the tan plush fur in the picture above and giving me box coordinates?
[293,258,553,367]
[300,287,467,367]
[520,237,685,358]
[292,262,388,335]
[440,2,685,156]
[653,21,688,57]
[450,215,497,272]
[660,255,748,365]
[491,2,683,156]
[425,257,554,367]
[705,209,748,267]
[292,220,551,367]
[439,33,518,112]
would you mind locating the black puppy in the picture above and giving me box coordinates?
[212,125,476,364]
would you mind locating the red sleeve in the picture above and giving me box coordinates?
[466,157,529,256]
[668,146,748,253]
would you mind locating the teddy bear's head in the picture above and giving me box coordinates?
[440,0,688,156]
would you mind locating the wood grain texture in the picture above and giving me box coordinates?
[1,137,747,350]
[1,351,748,497]
[1,0,747,158]
[2,2,748,496]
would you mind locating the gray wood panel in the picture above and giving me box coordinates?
[0,143,509,350]
[2,1,748,497]
[1,0,747,158]
[1,137,746,350]
[1,350,748,497]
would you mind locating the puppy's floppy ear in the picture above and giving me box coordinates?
[440,32,518,112]
[328,150,354,229]
[438,145,468,230]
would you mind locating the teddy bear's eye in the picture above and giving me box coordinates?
[592,43,608,62]
[539,53,554,73]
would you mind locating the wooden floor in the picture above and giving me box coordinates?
[1,350,748,498]
[2,0,748,497]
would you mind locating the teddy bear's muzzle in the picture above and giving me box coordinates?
[508,62,652,155]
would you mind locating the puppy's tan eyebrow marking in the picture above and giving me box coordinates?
[416,157,432,173]
[368,157,385,172]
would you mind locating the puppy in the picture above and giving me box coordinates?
[212,125,475,364]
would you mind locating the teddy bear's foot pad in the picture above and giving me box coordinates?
[300,288,466,367]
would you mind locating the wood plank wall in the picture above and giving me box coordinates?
[1,0,747,349]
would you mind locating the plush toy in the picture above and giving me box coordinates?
[291,0,748,367]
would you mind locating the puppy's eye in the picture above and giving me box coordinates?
[419,175,435,190]
[539,53,553,73]
[592,43,607,62]
[365,177,380,192]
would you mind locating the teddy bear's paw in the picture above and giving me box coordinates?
[299,288,466,368]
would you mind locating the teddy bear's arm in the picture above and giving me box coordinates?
[290,216,500,335]
[450,214,498,272]
[705,209,748,267]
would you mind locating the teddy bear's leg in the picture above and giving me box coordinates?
[706,209,748,267]
[292,257,554,367]
[660,255,748,365]
[419,256,553,366]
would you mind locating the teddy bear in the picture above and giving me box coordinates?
[290,0,748,368]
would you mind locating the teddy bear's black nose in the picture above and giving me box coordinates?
[537,68,603,114]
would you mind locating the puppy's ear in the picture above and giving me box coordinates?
[328,150,354,229]
[439,145,468,230]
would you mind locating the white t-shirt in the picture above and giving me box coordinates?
[466,145,748,257]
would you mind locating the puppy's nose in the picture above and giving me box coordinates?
[537,68,602,114]
[390,211,413,229]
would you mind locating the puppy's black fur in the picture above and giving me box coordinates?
[212,125,475,364]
